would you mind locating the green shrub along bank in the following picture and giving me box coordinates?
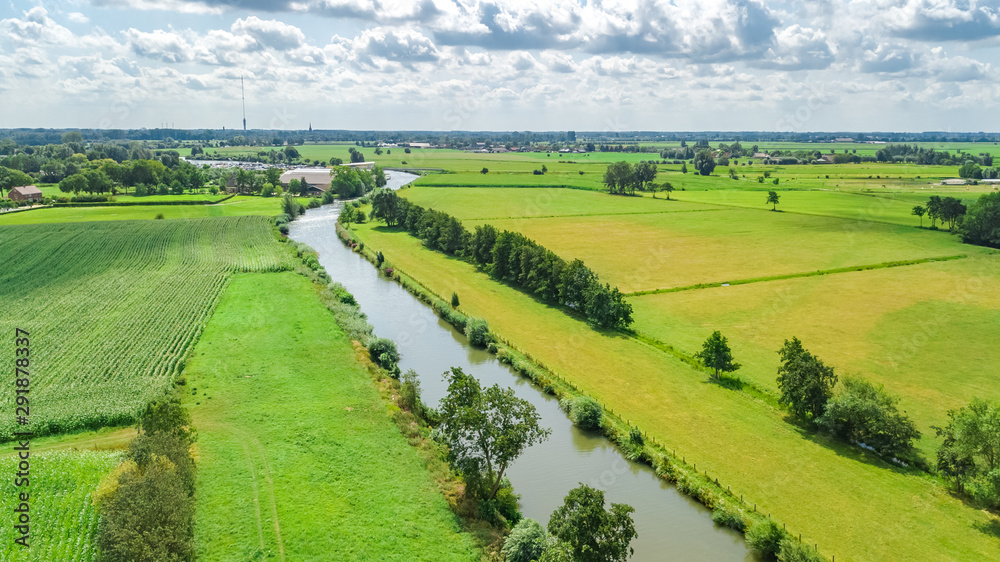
[336,223,827,561]
[367,188,633,329]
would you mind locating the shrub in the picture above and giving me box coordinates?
[451,291,460,308]
[327,282,358,306]
[503,519,549,562]
[400,369,423,417]
[711,502,746,531]
[746,520,787,558]
[278,224,289,235]
[155,213,165,220]
[367,337,400,375]
[816,376,920,458]
[777,539,824,562]
[568,396,602,430]
[464,317,490,347]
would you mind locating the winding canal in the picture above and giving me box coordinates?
[289,172,752,561]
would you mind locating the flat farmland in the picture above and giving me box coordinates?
[0,217,292,440]
[0,196,281,225]
[464,206,977,293]
[629,253,1000,455]
[401,186,719,220]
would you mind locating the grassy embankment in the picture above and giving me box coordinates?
[346,185,1000,560]
[185,271,481,560]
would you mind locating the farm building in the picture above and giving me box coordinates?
[279,163,375,192]
[941,179,968,186]
[9,185,42,202]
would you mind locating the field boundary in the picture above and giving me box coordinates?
[52,194,235,207]
[626,254,969,297]
[462,207,728,222]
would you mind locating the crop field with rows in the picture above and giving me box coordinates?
[0,450,120,561]
[0,216,292,441]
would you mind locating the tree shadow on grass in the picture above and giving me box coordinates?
[972,517,1000,541]
[785,422,924,477]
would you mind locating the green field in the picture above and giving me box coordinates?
[187,272,480,560]
[0,217,292,440]
[0,450,120,561]
[0,196,281,225]
[347,218,1000,561]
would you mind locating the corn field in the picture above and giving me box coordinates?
[0,450,120,561]
[0,216,293,441]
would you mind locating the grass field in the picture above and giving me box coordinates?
[347,219,1000,561]
[0,450,120,561]
[0,217,292,440]
[629,253,1000,456]
[187,271,480,561]
[0,196,281,225]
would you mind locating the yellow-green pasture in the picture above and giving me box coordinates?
[629,253,1000,457]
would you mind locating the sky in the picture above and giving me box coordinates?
[1,0,1000,132]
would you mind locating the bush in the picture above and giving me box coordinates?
[327,282,358,306]
[400,369,423,417]
[746,520,787,558]
[278,223,289,235]
[464,317,490,347]
[503,519,549,562]
[710,502,745,531]
[777,539,824,562]
[367,337,400,375]
[816,376,920,458]
[567,396,603,430]
[451,291,460,308]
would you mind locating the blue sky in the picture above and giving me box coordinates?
[2,0,1000,132]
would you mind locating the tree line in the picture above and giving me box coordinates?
[369,190,634,329]
[911,193,1000,249]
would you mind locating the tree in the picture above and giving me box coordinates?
[547,484,637,562]
[775,338,837,421]
[681,162,688,174]
[59,173,89,194]
[816,377,920,458]
[697,331,740,379]
[693,150,716,176]
[264,167,282,186]
[0,166,34,198]
[767,190,781,211]
[438,367,550,499]
[339,204,357,227]
[934,399,1000,496]
[633,161,658,192]
[911,205,926,227]
[502,519,550,562]
[926,195,942,227]
[373,165,387,188]
[938,196,967,230]
[661,182,675,200]
[370,188,401,226]
[960,191,1000,248]
[481,167,489,174]
[603,161,632,195]
[959,160,983,180]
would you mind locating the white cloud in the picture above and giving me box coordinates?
[68,13,91,24]
[231,16,305,51]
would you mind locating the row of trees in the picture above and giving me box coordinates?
[369,190,634,329]
[935,399,1000,509]
[602,161,658,195]
[95,399,196,561]
[912,195,967,230]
